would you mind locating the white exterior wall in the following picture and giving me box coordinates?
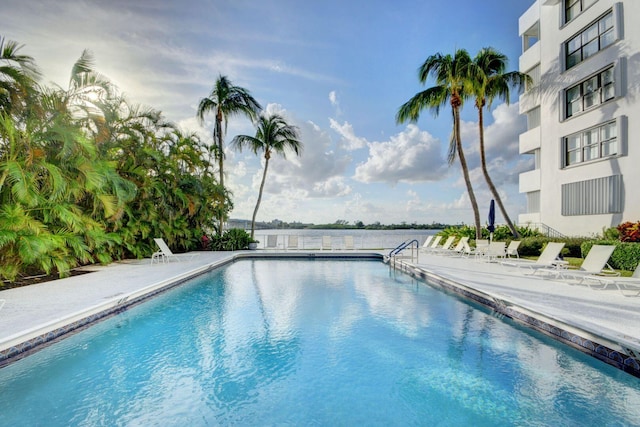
[518,0,640,236]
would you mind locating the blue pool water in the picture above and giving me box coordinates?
[1,260,639,425]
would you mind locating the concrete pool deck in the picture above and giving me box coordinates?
[1,250,639,375]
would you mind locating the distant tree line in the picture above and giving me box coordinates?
[228,218,450,230]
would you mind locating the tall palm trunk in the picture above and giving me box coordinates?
[477,104,519,238]
[453,105,482,239]
[215,110,225,234]
[250,150,270,240]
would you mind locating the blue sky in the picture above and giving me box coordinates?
[5,0,534,225]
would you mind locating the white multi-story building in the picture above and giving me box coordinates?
[517,0,639,236]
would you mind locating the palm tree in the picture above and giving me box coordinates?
[469,47,531,238]
[197,75,262,234]
[396,49,482,239]
[0,36,40,117]
[230,113,302,239]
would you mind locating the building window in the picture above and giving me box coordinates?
[565,11,614,69]
[525,64,541,92]
[522,21,540,53]
[527,191,540,214]
[526,107,540,130]
[562,175,622,216]
[565,66,614,118]
[565,0,598,24]
[563,121,617,167]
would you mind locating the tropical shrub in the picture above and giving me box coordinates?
[439,225,543,246]
[517,237,548,257]
[206,228,253,251]
[559,237,588,258]
[617,221,640,242]
[438,225,472,240]
[0,43,222,282]
[602,226,620,241]
[515,236,585,258]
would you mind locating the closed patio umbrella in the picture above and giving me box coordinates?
[488,199,495,242]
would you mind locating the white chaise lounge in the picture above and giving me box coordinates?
[501,242,566,274]
[152,238,199,264]
[265,235,279,250]
[584,262,640,296]
[286,235,299,250]
[432,236,456,254]
[557,245,618,282]
[321,236,332,251]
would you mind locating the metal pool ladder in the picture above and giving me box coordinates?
[388,239,419,265]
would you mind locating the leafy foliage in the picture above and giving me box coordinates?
[601,226,620,241]
[0,43,222,282]
[397,49,482,239]
[231,113,301,239]
[206,228,254,251]
[438,225,542,243]
[617,222,640,242]
[197,75,262,235]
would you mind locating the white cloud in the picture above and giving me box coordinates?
[329,91,338,106]
[312,176,352,197]
[228,104,354,220]
[460,103,526,174]
[354,124,447,184]
[329,119,367,150]
[328,90,343,117]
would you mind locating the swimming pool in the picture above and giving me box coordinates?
[1,259,639,425]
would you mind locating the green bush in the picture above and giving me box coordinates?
[439,225,543,244]
[517,237,548,257]
[438,225,474,240]
[581,240,640,271]
[561,237,589,258]
[207,228,254,251]
[514,236,586,258]
[601,226,620,240]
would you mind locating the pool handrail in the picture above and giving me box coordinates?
[389,239,419,258]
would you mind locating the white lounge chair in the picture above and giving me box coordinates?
[286,235,299,250]
[461,240,473,258]
[343,235,355,250]
[505,240,521,258]
[473,239,490,259]
[421,235,442,253]
[321,236,332,251]
[443,236,469,256]
[484,241,506,262]
[0,299,5,312]
[152,238,199,264]
[420,235,434,250]
[558,245,618,282]
[433,236,456,254]
[584,262,640,296]
[501,242,566,274]
[265,235,279,250]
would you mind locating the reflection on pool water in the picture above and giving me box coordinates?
[1,259,639,425]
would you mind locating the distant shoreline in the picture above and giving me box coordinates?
[227,219,449,231]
